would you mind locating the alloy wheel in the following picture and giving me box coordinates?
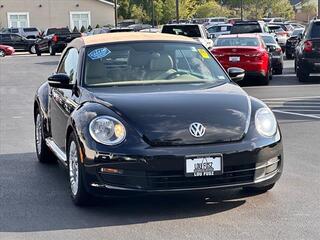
[35,114,42,155]
[69,141,79,196]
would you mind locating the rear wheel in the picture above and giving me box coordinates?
[35,110,56,163]
[0,50,5,57]
[286,52,293,59]
[49,44,56,56]
[274,67,283,75]
[297,67,309,82]
[243,183,275,193]
[29,45,36,54]
[260,70,270,85]
[68,132,91,206]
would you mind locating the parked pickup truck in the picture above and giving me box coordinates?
[295,19,320,82]
[35,28,81,56]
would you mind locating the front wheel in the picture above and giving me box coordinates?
[68,132,91,206]
[243,183,275,193]
[29,45,36,54]
[35,111,56,163]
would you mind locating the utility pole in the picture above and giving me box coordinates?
[151,0,155,27]
[240,0,243,21]
[318,0,320,18]
[176,0,179,23]
[114,0,118,28]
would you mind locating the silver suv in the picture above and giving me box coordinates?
[3,27,40,39]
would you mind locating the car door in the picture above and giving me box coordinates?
[10,34,25,50]
[38,30,50,51]
[49,48,79,152]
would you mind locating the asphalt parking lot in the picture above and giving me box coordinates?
[0,54,319,240]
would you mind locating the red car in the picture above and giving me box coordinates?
[211,34,272,85]
[0,44,15,57]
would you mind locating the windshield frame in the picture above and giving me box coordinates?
[81,40,231,89]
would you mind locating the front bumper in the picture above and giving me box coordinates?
[82,137,283,195]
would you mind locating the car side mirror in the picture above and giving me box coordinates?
[48,73,72,89]
[228,67,245,82]
[298,33,303,40]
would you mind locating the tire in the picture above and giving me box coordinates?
[243,183,275,193]
[36,45,41,56]
[34,110,56,163]
[260,69,270,85]
[29,45,36,54]
[68,132,91,206]
[286,53,293,60]
[274,68,283,75]
[0,49,5,57]
[49,44,56,56]
[297,67,309,82]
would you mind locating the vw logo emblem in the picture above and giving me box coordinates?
[189,122,206,138]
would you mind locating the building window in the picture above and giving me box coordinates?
[70,12,91,30]
[7,12,30,28]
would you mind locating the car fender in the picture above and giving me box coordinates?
[34,82,50,135]
[66,101,143,162]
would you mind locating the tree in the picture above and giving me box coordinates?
[131,4,150,22]
[301,1,318,21]
[118,0,131,19]
[195,1,231,18]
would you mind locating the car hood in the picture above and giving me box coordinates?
[91,83,251,146]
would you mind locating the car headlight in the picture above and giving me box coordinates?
[255,108,277,137]
[89,116,126,145]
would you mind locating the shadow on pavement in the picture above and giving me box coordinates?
[0,152,266,232]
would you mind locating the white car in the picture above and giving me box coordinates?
[206,23,232,39]
[162,24,213,49]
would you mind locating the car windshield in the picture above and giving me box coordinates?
[47,28,70,35]
[262,35,277,44]
[292,29,304,36]
[162,25,201,37]
[231,24,262,33]
[84,42,229,87]
[215,37,260,46]
[310,22,320,38]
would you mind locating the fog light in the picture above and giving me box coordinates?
[100,167,123,174]
[266,157,279,174]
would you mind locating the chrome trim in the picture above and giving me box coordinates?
[90,170,280,192]
[45,138,67,166]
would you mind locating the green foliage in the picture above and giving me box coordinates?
[195,1,231,18]
[116,0,295,24]
[301,0,318,17]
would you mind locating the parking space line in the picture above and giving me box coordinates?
[273,110,320,119]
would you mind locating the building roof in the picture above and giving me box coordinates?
[75,32,196,47]
[96,0,115,6]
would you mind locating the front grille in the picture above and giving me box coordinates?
[146,164,255,190]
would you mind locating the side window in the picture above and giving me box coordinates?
[57,48,79,84]
[11,34,22,41]
[2,34,11,41]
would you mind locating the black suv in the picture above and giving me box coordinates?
[295,19,320,82]
[230,21,269,34]
[0,33,36,53]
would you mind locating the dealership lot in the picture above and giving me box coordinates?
[0,55,319,239]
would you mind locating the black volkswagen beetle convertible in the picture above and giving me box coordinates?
[34,33,283,205]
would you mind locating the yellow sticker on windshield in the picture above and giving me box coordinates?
[198,49,210,59]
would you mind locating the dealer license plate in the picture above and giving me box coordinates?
[185,155,223,177]
[229,56,240,62]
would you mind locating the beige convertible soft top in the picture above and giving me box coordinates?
[69,32,196,49]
